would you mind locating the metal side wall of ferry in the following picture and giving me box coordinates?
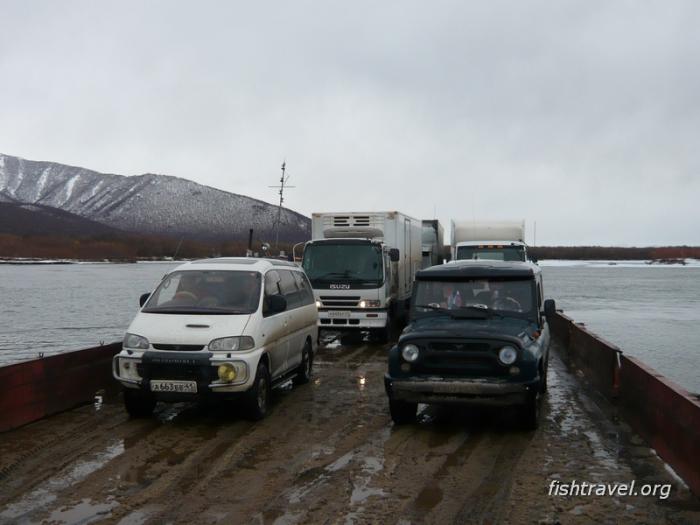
[301,212,422,341]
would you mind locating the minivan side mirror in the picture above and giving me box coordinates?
[139,293,150,307]
[543,299,556,318]
[267,294,287,314]
[389,248,400,262]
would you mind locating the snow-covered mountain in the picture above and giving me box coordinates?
[0,154,310,242]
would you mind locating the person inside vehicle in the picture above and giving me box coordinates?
[490,281,522,311]
[441,283,463,309]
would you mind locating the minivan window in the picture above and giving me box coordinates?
[279,270,301,309]
[143,270,261,315]
[292,271,315,305]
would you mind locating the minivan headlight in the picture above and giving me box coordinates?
[498,346,518,365]
[123,333,149,350]
[401,344,420,362]
[208,336,255,352]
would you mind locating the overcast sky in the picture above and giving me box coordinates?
[1,1,699,245]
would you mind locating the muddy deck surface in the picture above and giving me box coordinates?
[1,338,699,525]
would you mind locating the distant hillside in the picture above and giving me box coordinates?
[0,202,122,237]
[0,153,310,242]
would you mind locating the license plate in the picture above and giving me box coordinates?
[327,310,351,318]
[150,380,198,393]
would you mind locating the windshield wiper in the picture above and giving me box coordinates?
[414,303,446,311]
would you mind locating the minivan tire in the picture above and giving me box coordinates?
[245,361,271,421]
[123,388,156,418]
[389,399,417,425]
[293,341,313,386]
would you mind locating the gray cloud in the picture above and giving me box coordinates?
[1,0,699,245]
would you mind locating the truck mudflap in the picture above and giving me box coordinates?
[384,374,538,406]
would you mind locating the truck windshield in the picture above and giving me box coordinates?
[412,278,535,319]
[456,245,525,262]
[302,243,383,284]
[143,270,261,314]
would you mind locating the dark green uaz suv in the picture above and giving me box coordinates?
[384,260,556,429]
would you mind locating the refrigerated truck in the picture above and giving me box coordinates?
[451,220,528,261]
[421,220,444,269]
[301,212,422,341]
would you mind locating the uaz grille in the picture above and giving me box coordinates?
[412,339,508,378]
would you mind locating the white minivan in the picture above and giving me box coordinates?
[113,258,319,420]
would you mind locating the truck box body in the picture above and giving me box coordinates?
[421,220,444,269]
[451,220,528,261]
[303,212,422,335]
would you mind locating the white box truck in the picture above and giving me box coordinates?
[301,212,422,341]
[451,220,529,261]
[421,220,444,269]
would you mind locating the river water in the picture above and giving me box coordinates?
[1,261,698,393]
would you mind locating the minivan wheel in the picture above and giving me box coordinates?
[123,388,156,418]
[293,342,313,386]
[522,391,541,430]
[389,399,417,425]
[245,361,271,421]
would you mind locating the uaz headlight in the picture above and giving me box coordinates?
[401,344,420,362]
[209,336,255,352]
[498,345,518,365]
[123,333,149,350]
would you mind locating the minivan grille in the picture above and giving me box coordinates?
[152,344,206,352]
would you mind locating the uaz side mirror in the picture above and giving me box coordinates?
[389,248,400,262]
[139,293,150,307]
[543,299,556,318]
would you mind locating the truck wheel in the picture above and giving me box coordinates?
[293,341,313,386]
[123,388,156,418]
[522,392,541,430]
[389,399,417,425]
[370,315,392,343]
[245,361,271,421]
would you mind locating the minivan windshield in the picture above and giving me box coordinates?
[302,243,383,284]
[412,278,535,320]
[143,270,262,315]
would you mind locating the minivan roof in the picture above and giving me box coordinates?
[172,257,299,273]
[416,259,540,280]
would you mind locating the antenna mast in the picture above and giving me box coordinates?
[269,161,295,250]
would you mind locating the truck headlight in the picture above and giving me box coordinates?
[359,300,381,308]
[123,333,149,350]
[498,346,518,365]
[401,344,420,362]
[315,300,322,308]
[208,336,255,352]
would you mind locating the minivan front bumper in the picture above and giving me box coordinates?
[113,351,253,396]
[384,374,539,406]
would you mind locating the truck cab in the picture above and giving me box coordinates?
[384,260,555,429]
[303,212,422,341]
[453,240,528,262]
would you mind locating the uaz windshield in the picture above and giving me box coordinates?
[302,243,383,283]
[412,278,535,319]
[143,270,261,314]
